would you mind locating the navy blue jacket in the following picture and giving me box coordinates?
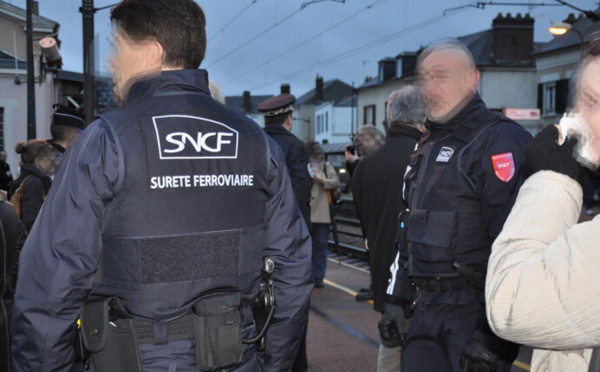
[11,70,313,372]
[263,124,312,226]
[387,95,532,304]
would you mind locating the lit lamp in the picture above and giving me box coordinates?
[549,22,572,36]
[549,22,584,59]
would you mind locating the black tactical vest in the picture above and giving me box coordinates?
[89,90,270,321]
[404,113,501,279]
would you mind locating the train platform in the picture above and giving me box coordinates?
[305,254,533,372]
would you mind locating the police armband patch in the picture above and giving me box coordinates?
[491,152,515,182]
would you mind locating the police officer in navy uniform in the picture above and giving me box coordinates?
[11,1,313,371]
[379,39,531,372]
[259,94,312,227]
[48,104,86,154]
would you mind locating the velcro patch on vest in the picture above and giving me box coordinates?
[436,147,454,163]
[491,152,515,182]
[101,226,264,286]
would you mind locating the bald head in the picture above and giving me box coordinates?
[418,39,480,124]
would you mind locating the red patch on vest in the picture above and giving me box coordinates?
[491,153,515,183]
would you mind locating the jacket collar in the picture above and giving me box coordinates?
[125,69,211,104]
[386,125,422,141]
[424,93,497,142]
[264,124,293,136]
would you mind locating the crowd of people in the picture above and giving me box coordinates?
[0,0,599,371]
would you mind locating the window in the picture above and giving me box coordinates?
[539,79,570,117]
[543,82,556,116]
[316,115,322,134]
[364,105,376,125]
[325,112,329,133]
[396,59,403,78]
[0,108,4,151]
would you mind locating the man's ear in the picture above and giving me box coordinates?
[144,39,164,69]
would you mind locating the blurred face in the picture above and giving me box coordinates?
[419,48,480,124]
[0,152,6,162]
[358,134,377,156]
[575,58,600,166]
[108,27,163,103]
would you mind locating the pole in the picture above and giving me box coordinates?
[26,0,36,139]
[82,0,95,124]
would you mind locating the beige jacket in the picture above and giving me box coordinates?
[486,171,600,372]
[310,161,340,224]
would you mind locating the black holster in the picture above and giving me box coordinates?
[80,297,143,372]
[193,291,243,371]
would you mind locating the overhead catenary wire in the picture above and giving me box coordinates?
[208,0,259,43]
[246,7,470,93]
[205,6,305,69]
[221,0,392,86]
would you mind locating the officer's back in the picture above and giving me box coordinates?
[10,1,313,371]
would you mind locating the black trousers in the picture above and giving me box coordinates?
[401,289,512,372]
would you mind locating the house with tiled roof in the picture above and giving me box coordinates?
[533,11,600,127]
[224,91,274,127]
[293,75,353,141]
[357,13,544,134]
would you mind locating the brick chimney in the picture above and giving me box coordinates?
[243,91,252,112]
[562,13,584,25]
[32,1,39,15]
[315,75,324,102]
[280,84,291,94]
[492,13,534,62]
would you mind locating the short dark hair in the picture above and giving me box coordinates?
[265,112,291,126]
[50,124,78,142]
[110,0,207,69]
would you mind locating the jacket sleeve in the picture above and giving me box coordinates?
[11,120,119,371]
[486,171,600,350]
[286,144,313,215]
[476,123,532,239]
[20,177,44,232]
[322,162,340,190]
[262,136,313,372]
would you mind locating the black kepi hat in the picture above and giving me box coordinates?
[52,104,85,129]
[257,94,296,117]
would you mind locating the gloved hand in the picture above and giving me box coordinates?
[378,303,407,348]
[459,329,498,372]
[459,327,520,372]
[525,124,580,180]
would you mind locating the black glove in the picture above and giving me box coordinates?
[459,327,520,372]
[378,303,407,348]
[525,124,580,180]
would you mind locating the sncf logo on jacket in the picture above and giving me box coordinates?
[153,115,239,159]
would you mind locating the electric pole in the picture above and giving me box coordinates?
[82,0,95,124]
[26,0,36,139]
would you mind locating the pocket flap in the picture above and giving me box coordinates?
[407,209,457,248]
[81,297,111,353]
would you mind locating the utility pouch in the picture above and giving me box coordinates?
[193,291,243,371]
[80,297,143,372]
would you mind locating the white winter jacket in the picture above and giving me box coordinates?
[486,171,600,372]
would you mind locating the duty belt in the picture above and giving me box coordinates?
[133,315,196,344]
[412,276,471,291]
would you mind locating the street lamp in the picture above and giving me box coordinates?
[549,22,585,59]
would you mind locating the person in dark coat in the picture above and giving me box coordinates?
[8,141,54,232]
[259,94,312,227]
[0,151,13,192]
[381,39,531,372]
[258,94,312,372]
[0,192,19,372]
[11,1,312,371]
[47,104,85,155]
[352,86,424,371]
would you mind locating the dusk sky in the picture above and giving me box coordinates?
[8,0,600,97]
